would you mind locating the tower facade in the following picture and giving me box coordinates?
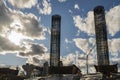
[50,15,61,67]
[94,6,109,66]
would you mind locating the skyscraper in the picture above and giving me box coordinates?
[50,14,61,67]
[94,6,109,66]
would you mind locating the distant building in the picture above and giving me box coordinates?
[22,63,35,78]
[31,69,40,78]
[50,14,61,67]
[94,6,109,66]
[59,61,63,67]
[0,68,24,80]
[0,68,18,75]
[43,62,49,76]
[22,63,81,77]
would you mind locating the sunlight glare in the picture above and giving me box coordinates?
[8,31,25,45]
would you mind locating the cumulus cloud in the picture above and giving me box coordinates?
[10,11,46,40]
[74,4,80,9]
[106,5,120,36]
[8,0,38,9]
[73,38,120,73]
[0,0,48,56]
[73,38,95,53]
[17,14,46,39]
[73,5,120,37]
[108,38,120,55]
[0,35,23,53]
[58,0,67,3]
[111,57,120,64]
[74,38,89,53]
[19,44,47,57]
[61,53,89,66]
[0,63,10,68]
[73,5,120,72]
[0,0,13,32]
[68,9,73,14]
[61,53,75,66]
[73,38,120,62]
[0,0,49,68]
[73,11,95,36]
[88,38,96,45]
[37,0,52,15]
[65,38,72,44]
[61,52,96,74]
[72,37,97,72]
[107,38,120,67]
[26,53,49,66]
[0,0,46,40]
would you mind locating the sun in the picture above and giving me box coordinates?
[8,31,25,45]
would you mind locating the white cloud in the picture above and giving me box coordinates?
[74,4,80,9]
[73,5,120,37]
[0,0,13,32]
[108,38,120,55]
[17,14,46,39]
[8,0,38,9]
[17,43,49,66]
[72,37,97,73]
[19,43,48,57]
[0,63,10,68]
[37,0,52,15]
[68,9,73,14]
[58,0,67,3]
[111,58,120,64]
[73,38,91,53]
[0,1,49,71]
[0,1,46,40]
[61,52,96,74]
[73,37,120,73]
[26,53,50,66]
[65,38,72,44]
[0,35,23,53]
[88,38,96,45]
[73,37,120,63]
[106,5,120,36]
[61,53,75,66]
[73,6,120,71]
[24,52,96,73]
[73,11,95,36]
[110,57,120,72]
[0,0,47,54]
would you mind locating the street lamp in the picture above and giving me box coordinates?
[86,45,95,74]
[77,45,95,74]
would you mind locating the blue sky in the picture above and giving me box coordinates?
[0,0,120,73]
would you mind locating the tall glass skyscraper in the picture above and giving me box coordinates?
[94,6,109,66]
[50,15,61,67]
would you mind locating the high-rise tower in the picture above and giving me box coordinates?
[94,6,109,66]
[94,6,118,77]
[50,15,61,67]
